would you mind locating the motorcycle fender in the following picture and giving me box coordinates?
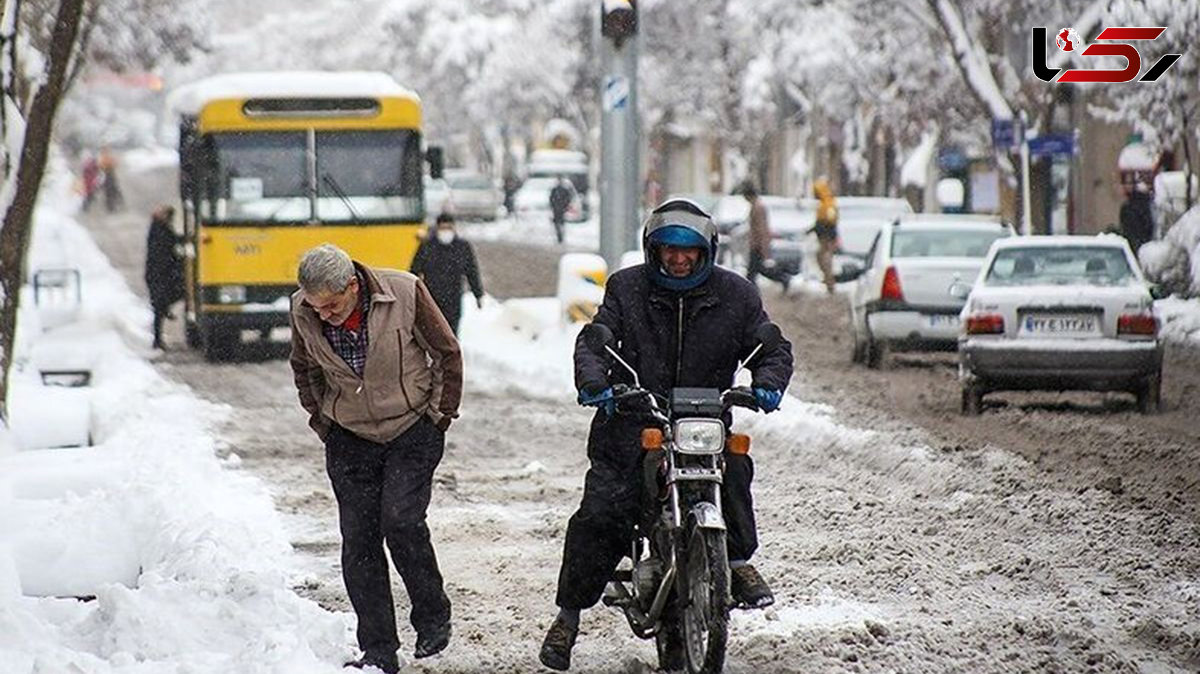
[689,502,726,531]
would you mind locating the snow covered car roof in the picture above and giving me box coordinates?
[990,233,1131,250]
[892,213,1008,230]
[168,71,418,117]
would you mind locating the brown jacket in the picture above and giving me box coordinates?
[748,197,771,257]
[289,262,463,444]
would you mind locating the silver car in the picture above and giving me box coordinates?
[848,215,1013,368]
[958,235,1164,415]
[445,171,502,221]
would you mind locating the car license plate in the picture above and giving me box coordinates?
[922,314,959,329]
[1021,314,1098,336]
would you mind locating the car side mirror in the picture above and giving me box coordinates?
[835,262,864,283]
[581,323,615,355]
[948,280,972,301]
[1148,283,1167,300]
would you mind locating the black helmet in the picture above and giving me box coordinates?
[642,198,718,291]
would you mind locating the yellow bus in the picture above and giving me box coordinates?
[171,71,435,360]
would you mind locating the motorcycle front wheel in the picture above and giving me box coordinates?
[681,525,730,674]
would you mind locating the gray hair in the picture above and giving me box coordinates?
[298,243,355,294]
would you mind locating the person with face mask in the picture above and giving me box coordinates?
[410,213,485,334]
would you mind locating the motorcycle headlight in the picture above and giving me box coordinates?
[673,418,724,454]
[217,285,247,304]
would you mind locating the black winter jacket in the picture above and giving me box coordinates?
[574,265,793,399]
[144,218,183,311]
[410,237,484,314]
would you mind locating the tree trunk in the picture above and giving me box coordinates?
[0,0,86,424]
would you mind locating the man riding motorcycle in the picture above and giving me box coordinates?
[539,198,795,671]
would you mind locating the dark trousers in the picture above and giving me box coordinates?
[325,418,451,660]
[747,250,791,290]
[554,418,758,610]
[552,213,566,244]
[152,306,168,348]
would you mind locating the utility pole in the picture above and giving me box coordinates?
[598,0,639,269]
[1019,110,1031,236]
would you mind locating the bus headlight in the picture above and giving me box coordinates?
[673,419,724,454]
[217,285,247,304]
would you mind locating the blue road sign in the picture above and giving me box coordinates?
[992,119,1015,150]
[1028,133,1075,157]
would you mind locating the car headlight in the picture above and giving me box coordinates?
[673,419,725,454]
[217,285,247,304]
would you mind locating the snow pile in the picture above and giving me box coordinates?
[0,165,349,674]
[1156,297,1200,346]
[1141,204,1200,297]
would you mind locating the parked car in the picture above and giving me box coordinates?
[847,214,1013,368]
[513,176,582,222]
[957,234,1164,415]
[424,175,451,223]
[444,170,502,221]
[833,196,914,260]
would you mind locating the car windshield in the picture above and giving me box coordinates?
[984,245,1135,286]
[891,228,1007,258]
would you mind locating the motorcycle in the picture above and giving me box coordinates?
[581,320,783,674]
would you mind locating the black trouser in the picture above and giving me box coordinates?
[325,418,451,661]
[552,212,566,244]
[151,300,171,348]
[554,416,758,610]
[747,250,791,289]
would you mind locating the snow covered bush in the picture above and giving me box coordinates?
[1140,205,1200,298]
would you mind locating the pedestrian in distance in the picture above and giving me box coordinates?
[410,212,485,334]
[288,243,462,674]
[809,177,839,294]
[144,205,184,350]
[97,146,124,212]
[549,175,573,245]
[740,181,792,293]
[81,153,101,212]
[1119,182,1154,257]
[539,198,794,671]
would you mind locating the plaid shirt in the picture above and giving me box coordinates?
[322,273,370,376]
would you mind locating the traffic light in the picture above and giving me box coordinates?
[601,0,637,47]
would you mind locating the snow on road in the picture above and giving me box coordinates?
[4,155,1198,673]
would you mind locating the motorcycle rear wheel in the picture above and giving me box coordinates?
[681,526,729,674]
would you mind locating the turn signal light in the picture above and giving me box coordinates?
[1117,313,1157,336]
[641,428,663,450]
[727,433,751,455]
[881,266,904,301]
[965,313,1005,334]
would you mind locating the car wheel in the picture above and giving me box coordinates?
[1136,372,1161,415]
[960,383,984,416]
[849,310,866,364]
[864,334,884,369]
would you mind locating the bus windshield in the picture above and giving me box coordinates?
[316,130,423,222]
[203,129,423,224]
[207,132,309,223]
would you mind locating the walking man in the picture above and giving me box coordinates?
[741,182,792,292]
[549,175,573,244]
[410,213,485,334]
[289,243,461,673]
[810,177,839,294]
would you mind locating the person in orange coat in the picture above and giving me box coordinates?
[809,178,839,294]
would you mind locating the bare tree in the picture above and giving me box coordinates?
[0,0,86,424]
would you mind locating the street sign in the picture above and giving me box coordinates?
[1028,133,1075,157]
[603,75,629,112]
[992,119,1017,151]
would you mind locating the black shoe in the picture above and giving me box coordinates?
[731,564,775,609]
[343,653,399,674]
[538,616,578,671]
[414,621,451,659]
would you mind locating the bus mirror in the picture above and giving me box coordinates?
[425,146,444,180]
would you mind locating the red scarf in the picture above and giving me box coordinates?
[342,304,363,332]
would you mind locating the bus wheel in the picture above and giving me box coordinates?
[185,321,202,349]
[203,325,238,362]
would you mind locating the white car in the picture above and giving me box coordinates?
[444,170,502,221]
[958,234,1164,415]
[423,176,451,223]
[848,214,1014,368]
